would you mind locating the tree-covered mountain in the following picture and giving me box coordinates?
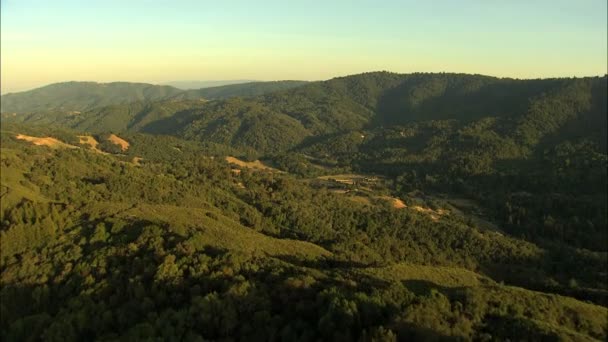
[1,71,606,340]
[166,72,606,155]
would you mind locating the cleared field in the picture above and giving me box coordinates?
[378,195,407,209]
[16,134,77,149]
[317,173,382,185]
[77,135,107,154]
[108,134,129,151]
[225,156,278,171]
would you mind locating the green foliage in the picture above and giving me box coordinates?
[1,72,607,340]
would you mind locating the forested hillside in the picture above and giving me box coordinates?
[152,73,608,257]
[2,100,209,133]
[1,72,607,340]
[171,72,606,155]
[1,123,606,340]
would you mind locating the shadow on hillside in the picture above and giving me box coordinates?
[139,109,197,135]
[371,76,559,127]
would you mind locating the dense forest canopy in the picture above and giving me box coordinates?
[1,71,607,341]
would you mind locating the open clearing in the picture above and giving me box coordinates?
[108,134,129,151]
[380,196,446,220]
[225,156,278,171]
[77,135,107,154]
[378,195,407,209]
[317,173,382,185]
[16,134,77,149]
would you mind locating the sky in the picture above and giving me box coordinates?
[1,0,607,93]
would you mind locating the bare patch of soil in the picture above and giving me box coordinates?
[225,156,277,171]
[108,134,129,151]
[16,134,77,149]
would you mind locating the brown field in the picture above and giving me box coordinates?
[16,134,77,149]
[77,135,107,154]
[108,134,129,151]
[317,173,382,185]
[378,195,407,209]
[377,195,447,221]
[225,156,278,171]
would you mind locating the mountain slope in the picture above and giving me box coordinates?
[161,72,605,156]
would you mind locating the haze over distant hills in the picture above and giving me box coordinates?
[0,80,308,113]
[162,80,257,89]
[0,82,183,113]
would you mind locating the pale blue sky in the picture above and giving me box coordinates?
[1,0,606,92]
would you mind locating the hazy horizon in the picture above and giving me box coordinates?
[2,0,607,93]
[4,69,608,95]
[0,79,267,94]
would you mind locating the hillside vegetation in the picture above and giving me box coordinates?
[1,71,607,340]
[1,124,606,340]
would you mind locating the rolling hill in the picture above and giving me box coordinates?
[1,72,606,339]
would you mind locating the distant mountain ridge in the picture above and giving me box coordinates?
[0,81,183,113]
[0,80,309,114]
[175,80,309,100]
[4,73,605,158]
[162,80,257,89]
